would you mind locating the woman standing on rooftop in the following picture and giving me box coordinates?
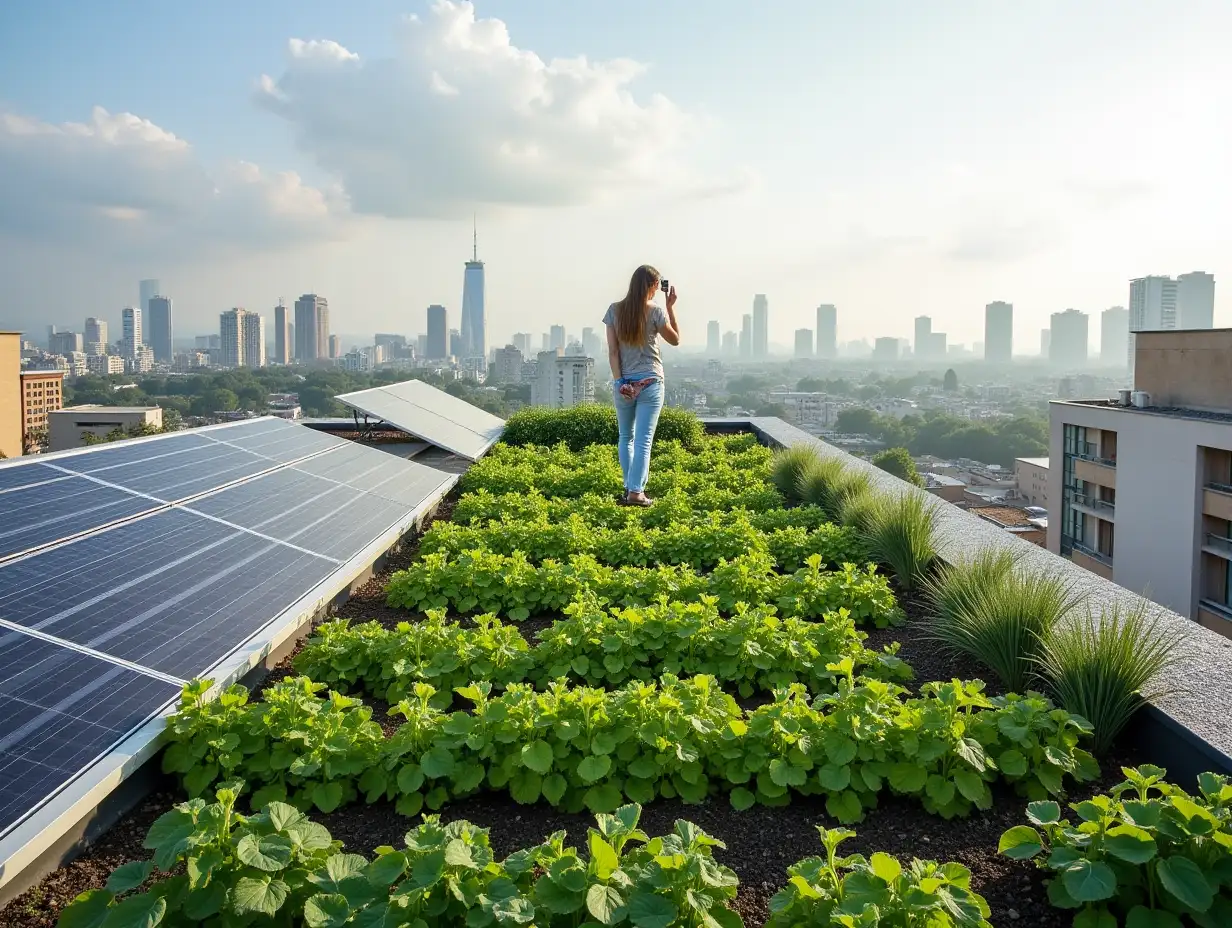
[603,264,680,506]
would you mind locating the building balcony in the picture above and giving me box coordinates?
[1070,540,1114,579]
[1198,600,1232,641]
[1072,492,1115,521]
[1203,483,1232,522]
[1202,533,1232,561]
[1073,455,1116,489]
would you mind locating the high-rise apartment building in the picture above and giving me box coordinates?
[84,318,108,356]
[752,295,769,357]
[984,302,1013,363]
[147,296,173,363]
[1049,329,1232,637]
[914,316,932,360]
[329,334,342,360]
[550,325,566,352]
[426,305,448,359]
[1101,307,1129,368]
[740,314,752,358]
[1048,309,1088,368]
[815,305,837,359]
[532,352,594,408]
[1128,276,1178,371]
[20,370,64,449]
[139,279,160,320]
[219,308,265,369]
[707,321,721,355]
[794,329,813,358]
[121,307,142,360]
[293,294,329,361]
[273,301,290,365]
[512,333,532,355]
[493,345,524,383]
[49,331,83,356]
[461,226,486,360]
[872,337,899,362]
[449,329,462,359]
[581,327,602,360]
[1178,272,1216,331]
[0,332,20,458]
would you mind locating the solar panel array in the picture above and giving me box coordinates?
[0,418,454,840]
[335,379,504,461]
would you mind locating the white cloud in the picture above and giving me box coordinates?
[0,105,348,254]
[255,0,723,218]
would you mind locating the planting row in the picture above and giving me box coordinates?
[292,597,912,705]
[419,511,864,574]
[62,788,994,928]
[386,552,901,627]
[163,672,1097,827]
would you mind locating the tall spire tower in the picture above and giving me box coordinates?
[461,216,487,362]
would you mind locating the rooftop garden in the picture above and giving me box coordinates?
[9,409,1224,928]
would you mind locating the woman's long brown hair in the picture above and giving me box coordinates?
[613,265,660,346]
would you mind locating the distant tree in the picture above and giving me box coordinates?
[23,427,48,454]
[755,403,787,418]
[835,407,881,435]
[161,408,184,432]
[872,447,924,487]
[943,368,959,392]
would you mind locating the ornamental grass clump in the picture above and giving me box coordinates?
[860,491,939,593]
[1036,601,1184,754]
[799,456,872,521]
[770,444,821,505]
[924,552,1079,693]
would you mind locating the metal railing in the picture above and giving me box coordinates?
[1203,534,1232,559]
[1071,541,1114,566]
[1072,493,1115,515]
[1205,481,1232,496]
[1075,448,1117,468]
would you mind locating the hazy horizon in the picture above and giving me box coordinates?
[2,0,1228,352]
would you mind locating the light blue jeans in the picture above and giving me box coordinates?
[614,379,665,493]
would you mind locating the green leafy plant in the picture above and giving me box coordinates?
[860,491,939,593]
[57,782,347,928]
[1036,601,1183,754]
[500,405,704,451]
[999,765,1232,926]
[768,826,992,927]
[925,557,1080,693]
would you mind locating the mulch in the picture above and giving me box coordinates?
[0,496,1144,928]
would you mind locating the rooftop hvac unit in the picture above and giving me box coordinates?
[1118,389,1132,406]
[1131,391,1150,408]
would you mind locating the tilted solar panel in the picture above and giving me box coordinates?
[335,379,504,461]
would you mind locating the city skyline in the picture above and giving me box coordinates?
[0,2,1227,348]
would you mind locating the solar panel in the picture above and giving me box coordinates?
[0,462,75,492]
[48,432,216,475]
[335,380,504,461]
[0,631,178,838]
[55,441,275,501]
[290,442,455,508]
[220,422,346,463]
[0,510,339,680]
[0,477,159,559]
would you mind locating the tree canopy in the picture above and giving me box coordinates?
[871,447,924,486]
[833,408,1046,467]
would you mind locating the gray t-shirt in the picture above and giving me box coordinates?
[602,302,668,379]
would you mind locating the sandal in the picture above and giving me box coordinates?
[625,494,654,507]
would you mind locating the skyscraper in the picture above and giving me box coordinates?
[294,294,329,361]
[139,279,160,320]
[740,314,753,358]
[984,301,1013,363]
[121,307,142,360]
[794,329,813,358]
[1177,271,1215,330]
[449,329,462,358]
[752,295,769,357]
[329,334,342,359]
[550,325,566,352]
[512,333,532,355]
[582,327,602,359]
[84,317,107,356]
[461,221,486,360]
[426,305,448,359]
[273,301,290,365]
[1049,309,1088,367]
[815,305,837,358]
[1041,329,1051,358]
[220,308,265,369]
[1129,276,1178,370]
[147,296,173,363]
[914,316,932,360]
[1100,306,1129,367]
[706,321,720,355]
[722,331,738,356]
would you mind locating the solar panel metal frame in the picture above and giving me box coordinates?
[0,418,463,892]
[334,380,504,461]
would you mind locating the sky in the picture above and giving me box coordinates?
[1,0,1230,353]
